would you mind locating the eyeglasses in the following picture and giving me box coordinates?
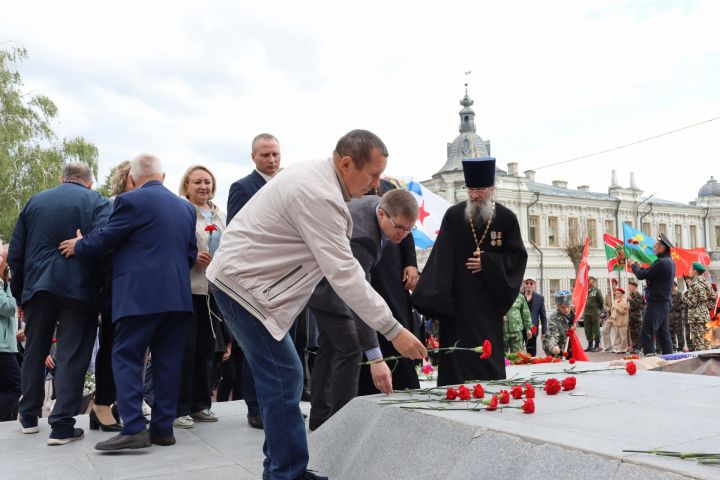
[382,210,416,233]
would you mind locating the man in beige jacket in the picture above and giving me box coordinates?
[206,129,426,480]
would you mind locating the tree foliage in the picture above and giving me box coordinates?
[0,45,99,241]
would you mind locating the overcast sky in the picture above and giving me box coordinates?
[3,0,719,208]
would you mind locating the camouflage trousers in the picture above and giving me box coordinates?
[628,316,642,351]
[504,332,526,354]
[688,319,709,351]
[668,314,689,351]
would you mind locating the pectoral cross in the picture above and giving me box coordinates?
[474,249,482,258]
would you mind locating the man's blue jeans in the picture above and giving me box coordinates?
[211,284,307,480]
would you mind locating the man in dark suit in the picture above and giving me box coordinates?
[9,162,111,445]
[60,154,197,450]
[225,133,281,429]
[308,189,419,430]
[522,278,547,356]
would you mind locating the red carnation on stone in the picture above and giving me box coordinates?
[472,384,485,399]
[479,339,492,359]
[562,352,568,358]
[561,376,577,391]
[521,398,535,414]
[486,394,499,411]
[510,385,523,399]
[544,378,561,395]
[498,390,510,404]
[445,387,458,400]
[626,361,637,376]
[569,358,576,364]
[524,383,535,399]
[458,384,472,401]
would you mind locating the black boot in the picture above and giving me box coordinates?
[584,342,592,352]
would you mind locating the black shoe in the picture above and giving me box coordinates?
[89,409,122,432]
[150,433,176,446]
[584,346,592,352]
[247,414,264,429]
[19,415,39,434]
[48,427,84,446]
[299,470,328,480]
[95,430,151,451]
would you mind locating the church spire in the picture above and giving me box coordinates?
[459,83,476,134]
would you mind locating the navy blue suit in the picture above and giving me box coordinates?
[524,292,547,356]
[75,180,197,436]
[631,250,675,355]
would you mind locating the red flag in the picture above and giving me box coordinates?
[568,237,591,362]
[671,247,711,277]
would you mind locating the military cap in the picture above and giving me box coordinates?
[657,233,674,250]
[692,262,706,274]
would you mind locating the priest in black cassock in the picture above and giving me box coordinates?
[412,157,527,386]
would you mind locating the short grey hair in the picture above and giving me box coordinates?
[379,189,418,221]
[129,154,163,180]
[61,162,93,184]
[333,129,388,169]
[251,133,279,154]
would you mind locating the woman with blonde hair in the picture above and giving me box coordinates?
[174,165,227,428]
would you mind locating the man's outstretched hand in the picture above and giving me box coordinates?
[391,328,427,360]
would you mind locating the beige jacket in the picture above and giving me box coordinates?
[206,158,402,342]
[190,202,226,295]
[610,297,629,327]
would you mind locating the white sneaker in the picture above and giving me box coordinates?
[141,400,152,417]
[173,415,194,429]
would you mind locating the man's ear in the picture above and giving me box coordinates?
[162,172,166,183]
[129,175,137,188]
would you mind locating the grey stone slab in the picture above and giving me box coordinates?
[613,462,693,480]
[1,454,99,480]
[134,464,257,480]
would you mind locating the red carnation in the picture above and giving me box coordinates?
[562,352,568,358]
[530,357,540,364]
[626,361,637,376]
[425,335,439,349]
[446,387,458,400]
[531,325,537,336]
[552,357,561,363]
[479,339,492,359]
[561,376,577,391]
[457,384,472,401]
[486,394,499,411]
[544,378,561,395]
[204,224,218,232]
[472,384,485,399]
[523,383,535,399]
[569,358,576,364]
[521,398,535,414]
[510,385,523,399]
[498,390,510,404]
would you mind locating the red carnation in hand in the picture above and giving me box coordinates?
[457,384,472,401]
[498,390,510,404]
[510,385,523,399]
[626,361,637,376]
[569,358,576,364]
[531,325,538,336]
[544,378,561,395]
[561,376,577,391]
[204,224,218,232]
[523,383,535,399]
[445,387,458,400]
[486,394,499,411]
[425,335,439,349]
[479,339,492,359]
[472,384,485,399]
[521,398,535,414]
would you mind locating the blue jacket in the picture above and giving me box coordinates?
[74,181,198,321]
[631,250,675,302]
[227,170,266,223]
[525,292,548,334]
[8,182,111,306]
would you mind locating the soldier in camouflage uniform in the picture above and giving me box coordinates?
[669,281,686,351]
[504,292,532,354]
[682,262,715,351]
[543,291,575,356]
[627,279,645,353]
[583,277,604,352]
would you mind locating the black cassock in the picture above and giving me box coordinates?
[412,201,527,386]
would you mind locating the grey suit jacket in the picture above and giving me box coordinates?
[308,195,384,350]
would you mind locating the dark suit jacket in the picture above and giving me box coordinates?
[526,292,548,334]
[8,182,111,307]
[308,195,383,349]
[74,180,197,321]
[227,170,266,223]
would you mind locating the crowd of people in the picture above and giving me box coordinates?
[0,127,717,480]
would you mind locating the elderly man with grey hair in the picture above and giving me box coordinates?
[60,154,197,451]
[9,162,111,445]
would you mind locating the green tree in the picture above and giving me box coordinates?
[0,45,99,241]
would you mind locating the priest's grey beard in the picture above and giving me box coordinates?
[466,197,494,225]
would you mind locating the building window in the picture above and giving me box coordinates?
[548,217,558,246]
[587,219,597,247]
[549,279,560,296]
[529,215,539,244]
[642,222,651,236]
[604,220,615,236]
[690,225,698,247]
[658,224,667,236]
[675,225,682,247]
[568,217,580,243]
[716,226,720,249]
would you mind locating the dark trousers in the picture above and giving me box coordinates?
[217,342,243,402]
[94,307,116,406]
[0,352,21,421]
[309,309,362,430]
[114,312,189,436]
[19,291,97,429]
[641,300,673,355]
[526,331,539,356]
[176,294,214,416]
